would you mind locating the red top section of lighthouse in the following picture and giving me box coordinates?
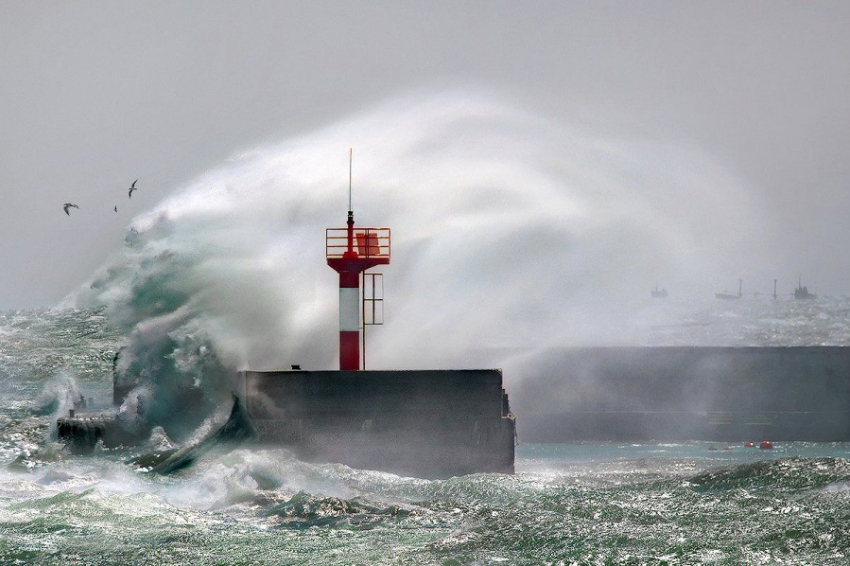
[326,211,391,273]
[327,209,390,371]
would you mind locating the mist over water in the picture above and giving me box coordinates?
[67,91,772,384]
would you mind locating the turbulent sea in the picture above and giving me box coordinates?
[4,95,850,564]
[3,301,850,566]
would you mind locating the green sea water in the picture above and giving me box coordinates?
[2,442,850,565]
[3,308,850,565]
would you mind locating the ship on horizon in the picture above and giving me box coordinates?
[716,279,742,300]
[794,276,817,300]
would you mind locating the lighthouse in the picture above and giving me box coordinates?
[325,164,390,370]
[233,154,514,479]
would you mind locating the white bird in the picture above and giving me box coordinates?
[128,179,138,198]
[63,203,79,216]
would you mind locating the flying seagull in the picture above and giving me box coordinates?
[63,203,79,216]
[114,205,118,212]
[128,179,138,198]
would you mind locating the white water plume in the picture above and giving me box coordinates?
[69,90,768,383]
[37,372,81,418]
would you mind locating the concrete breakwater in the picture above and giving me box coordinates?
[238,368,516,478]
[57,366,515,479]
[514,347,850,443]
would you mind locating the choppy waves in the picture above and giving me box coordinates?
[2,446,850,564]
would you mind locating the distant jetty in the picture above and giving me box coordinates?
[518,346,850,443]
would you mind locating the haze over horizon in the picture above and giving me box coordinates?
[3,2,850,311]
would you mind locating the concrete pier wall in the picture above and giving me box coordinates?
[237,369,515,478]
[513,347,850,442]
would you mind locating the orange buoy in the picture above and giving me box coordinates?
[759,440,773,449]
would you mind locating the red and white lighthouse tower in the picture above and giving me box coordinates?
[326,162,390,370]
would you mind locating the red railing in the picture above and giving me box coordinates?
[326,227,391,259]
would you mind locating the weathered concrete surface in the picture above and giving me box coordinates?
[512,347,850,442]
[238,369,515,478]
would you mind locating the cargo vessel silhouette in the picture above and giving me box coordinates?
[715,279,742,300]
[794,276,817,300]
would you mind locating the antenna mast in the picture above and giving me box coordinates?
[348,148,353,213]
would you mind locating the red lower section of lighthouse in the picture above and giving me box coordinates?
[340,331,360,370]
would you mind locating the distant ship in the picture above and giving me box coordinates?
[794,276,816,300]
[651,285,668,298]
[716,279,742,300]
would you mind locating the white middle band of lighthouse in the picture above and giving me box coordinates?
[339,288,360,331]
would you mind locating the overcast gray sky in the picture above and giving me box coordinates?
[2,1,850,310]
